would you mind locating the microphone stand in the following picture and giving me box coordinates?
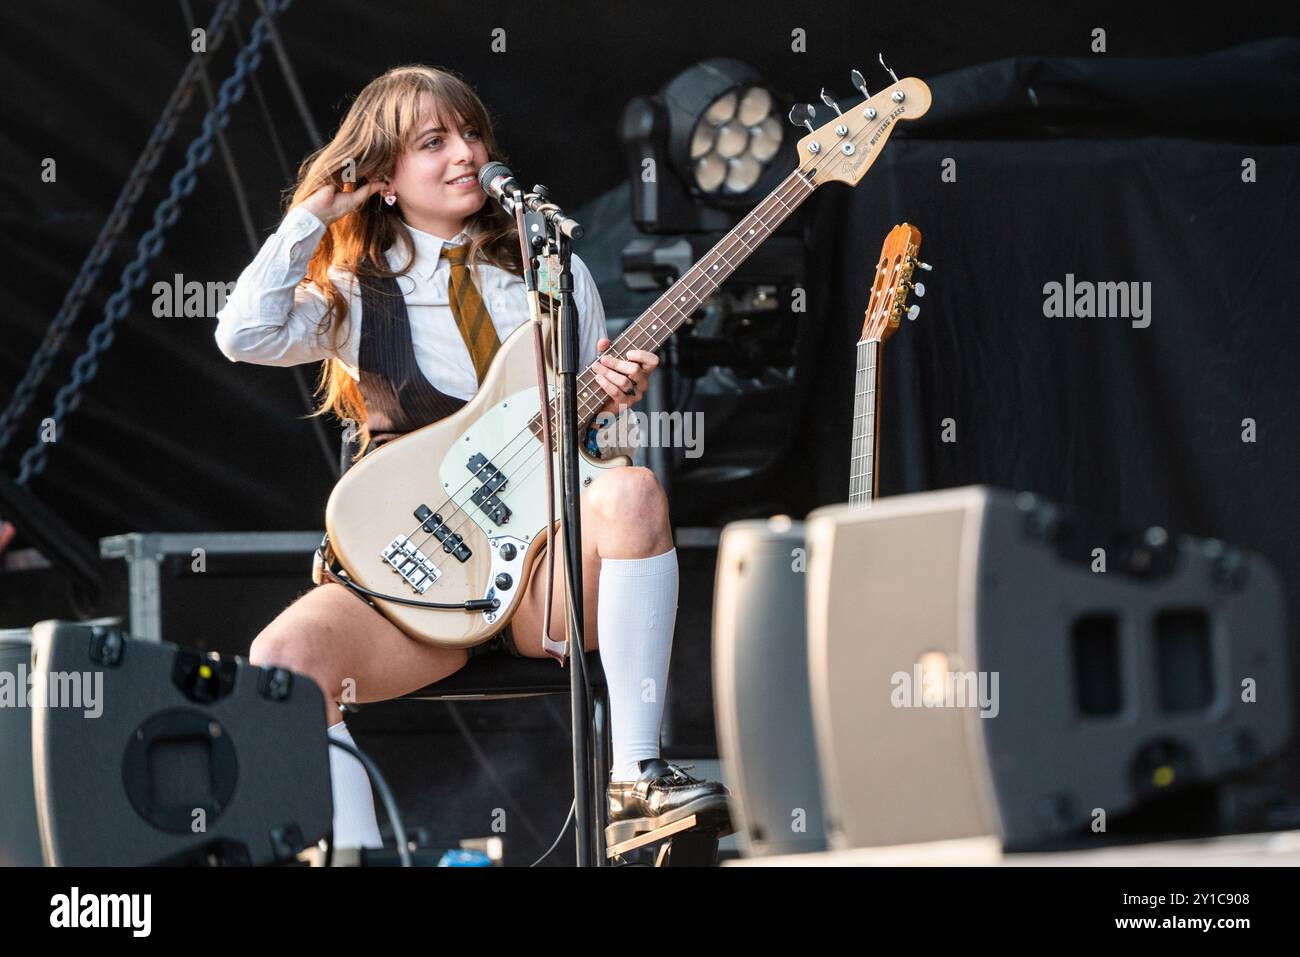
[499,170,597,865]
[515,192,595,867]
[550,225,596,867]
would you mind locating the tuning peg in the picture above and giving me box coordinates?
[913,282,926,298]
[819,88,842,116]
[850,69,870,99]
[917,261,933,271]
[788,103,816,133]
[878,52,900,84]
[907,304,920,320]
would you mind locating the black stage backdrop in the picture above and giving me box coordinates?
[3,1,1297,535]
[3,5,1299,782]
[2,0,1300,858]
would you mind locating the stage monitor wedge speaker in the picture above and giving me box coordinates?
[30,620,332,866]
[804,487,1292,851]
[0,627,43,865]
[713,517,827,858]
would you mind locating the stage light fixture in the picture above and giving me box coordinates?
[620,58,793,233]
[616,59,811,532]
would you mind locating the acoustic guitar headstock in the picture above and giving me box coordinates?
[860,223,927,344]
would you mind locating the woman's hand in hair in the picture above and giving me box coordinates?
[300,179,389,226]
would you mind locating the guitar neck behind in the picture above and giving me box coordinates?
[848,338,883,506]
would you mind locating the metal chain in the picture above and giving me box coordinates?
[0,0,241,456]
[16,0,294,487]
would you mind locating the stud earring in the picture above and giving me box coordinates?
[384,193,397,206]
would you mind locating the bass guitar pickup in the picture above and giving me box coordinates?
[413,505,473,562]
[467,453,512,526]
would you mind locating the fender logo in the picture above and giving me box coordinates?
[840,104,908,177]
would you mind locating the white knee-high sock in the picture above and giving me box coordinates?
[597,547,678,781]
[327,720,383,849]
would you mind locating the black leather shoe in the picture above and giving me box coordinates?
[606,759,732,835]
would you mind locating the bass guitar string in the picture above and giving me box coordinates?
[401,171,814,565]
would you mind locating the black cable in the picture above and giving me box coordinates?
[530,690,599,868]
[177,0,258,250]
[328,737,412,867]
[230,12,295,181]
[253,0,323,147]
[179,0,340,479]
[530,799,576,867]
[331,568,499,611]
[222,4,342,479]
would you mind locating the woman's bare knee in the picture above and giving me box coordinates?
[586,467,671,558]
[248,585,359,696]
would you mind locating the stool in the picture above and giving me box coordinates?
[360,646,616,866]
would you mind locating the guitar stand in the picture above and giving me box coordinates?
[604,816,735,867]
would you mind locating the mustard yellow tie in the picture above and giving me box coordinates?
[441,244,501,386]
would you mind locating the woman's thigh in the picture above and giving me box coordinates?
[250,582,470,704]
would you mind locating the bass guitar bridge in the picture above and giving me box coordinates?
[381,536,441,593]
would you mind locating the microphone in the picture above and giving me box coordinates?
[477,162,584,240]
[478,161,522,209]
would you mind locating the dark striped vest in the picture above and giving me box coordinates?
[357,272,468,450]
[355,267,573,452]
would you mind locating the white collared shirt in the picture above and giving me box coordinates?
[215,205,637,456]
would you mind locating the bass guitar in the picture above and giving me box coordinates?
[325,77,932,647]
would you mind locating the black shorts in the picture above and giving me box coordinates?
[467,626,524,659]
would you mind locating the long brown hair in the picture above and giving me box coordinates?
[288,64,521,455]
